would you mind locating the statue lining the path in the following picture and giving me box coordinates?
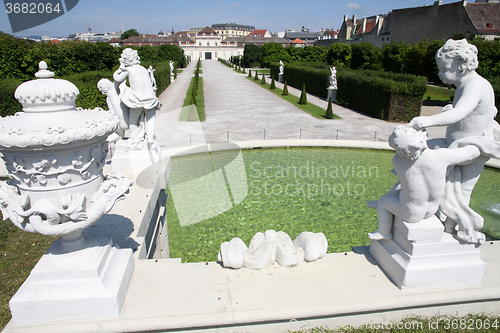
[370,39,500,245]
[329,67,337,90]
[112,48,161,152]
[279,60,284,76]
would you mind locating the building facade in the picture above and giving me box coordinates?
[211,23,255,40]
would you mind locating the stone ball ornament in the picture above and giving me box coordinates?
[0,61,132,239]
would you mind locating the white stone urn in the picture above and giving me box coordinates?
[0,61,134,323]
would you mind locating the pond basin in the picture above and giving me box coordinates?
[165,145,500,263]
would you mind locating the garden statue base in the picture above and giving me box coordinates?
[278,74,283,83]
[327,87,337,102]
[9,236,134,324]
[170,74,175,83]
[111,139,162,182]
[369,215,485,290]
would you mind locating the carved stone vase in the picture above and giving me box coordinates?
[0,61,134,324]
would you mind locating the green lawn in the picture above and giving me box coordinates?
[424,85,455,102]
[180,76,205,121]
[246,76,340,120]
[0,219,56,331]
[289,314,500,332]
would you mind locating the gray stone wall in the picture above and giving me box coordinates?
[390,2,476,44]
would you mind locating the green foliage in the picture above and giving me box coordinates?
[248,69,252,77]
[271,62,330,99]
[299,84,307,105]
[181,77,205,121]
[0,78,23,117]
[137,44,187,68]
[260,43,291,67]
[261,72,266,84]
[270,78,276,89]
[243,44,261,68]
[472,38,500,81]
[350,43,383,70]
[121,28,139,40]
[326,43,352,67]
[325,98,333,119]
[254,70,259,80]
[0,32,30,80]
[336,68,427,122]
[382,42,409,73]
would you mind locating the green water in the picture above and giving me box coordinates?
[165,147,500,263]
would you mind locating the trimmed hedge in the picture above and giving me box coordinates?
[270,62,427,122]
[0,78,23,117]
[270,62,329,99]
[336,69,427,122]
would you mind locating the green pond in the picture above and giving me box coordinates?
[165,147,500,263]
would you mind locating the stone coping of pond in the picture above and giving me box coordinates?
[4,139,500,333]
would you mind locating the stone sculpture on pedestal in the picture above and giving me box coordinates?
[368,39,500,289]
[278,60,284,83]
[169,60,175,83]
[98,78,130,143]
[327,67,337,102]
[218,230,327,269]
[1,61,134,323]
[113,48,161,152]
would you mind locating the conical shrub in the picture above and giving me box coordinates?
[299,84,307,105]
[325,98,334,119]
[248,69,252,77]
[261,72,266,84]
[270,78,276,89]
[282,80,289,95]
[189,93,197,106]
[254,71,259,81]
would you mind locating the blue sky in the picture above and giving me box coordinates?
[1,0,459,37]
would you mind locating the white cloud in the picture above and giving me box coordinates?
[346,3,360,9]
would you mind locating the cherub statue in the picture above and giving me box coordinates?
[408,39,500,243]
[368,126,482,241]
[113,48,161,151]
[279,60,284,76]
[97,78,130,143]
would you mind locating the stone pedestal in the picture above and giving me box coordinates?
[369,215,485,290]
[170,74,175,83]
[327,87,337,102]
[278,74,283,83]
[9,237,134,324]
[111,140,162,185]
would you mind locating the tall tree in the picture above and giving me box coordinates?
[121,29,139,40]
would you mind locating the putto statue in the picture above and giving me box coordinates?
[368,126,482,241]
[97,78,129,143]
[368,39,500,289]
[408,39,500,244]
[279,60,284,76]
[113,48,161,152]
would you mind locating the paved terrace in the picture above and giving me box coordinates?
[156,60,446,148]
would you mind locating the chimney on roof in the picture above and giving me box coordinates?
[362,17,366,34]
[352,14,357,23]
[344,15,347,22]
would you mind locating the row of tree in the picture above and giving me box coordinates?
[0,32,187,81]
[240,39,500,83]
